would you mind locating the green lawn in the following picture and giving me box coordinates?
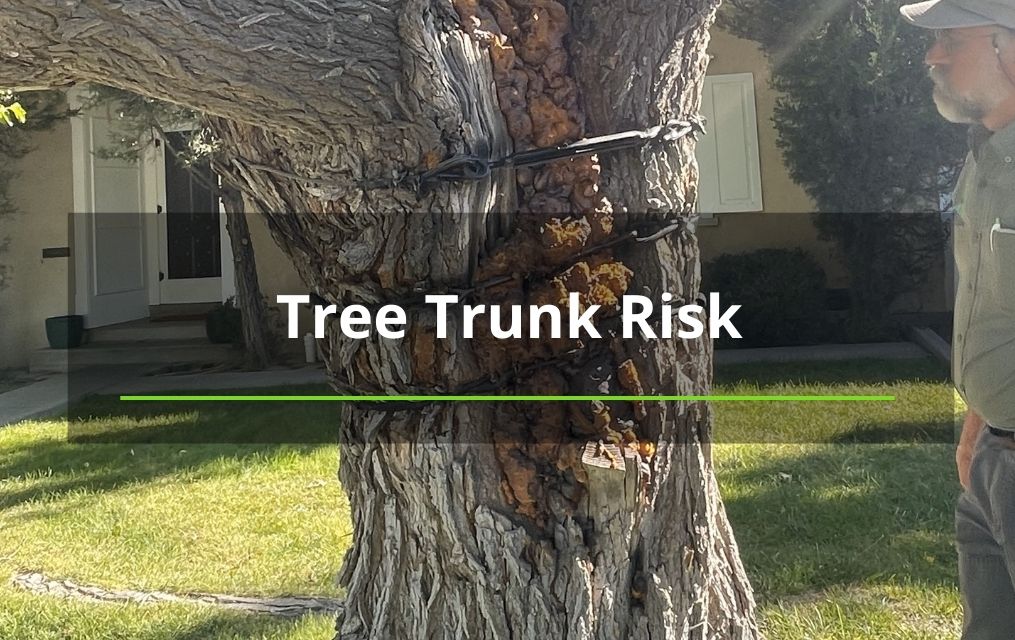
[713,358,957,444]
[713,358,961,639]
[718,443,960,639]
[0,357,962,639]
[0,397,350,640]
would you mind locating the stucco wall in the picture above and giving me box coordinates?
[0,120,75,369]
[245,214,305,299]
[704,30,819,215]
[243,210,316,344]
[0,118,310,370]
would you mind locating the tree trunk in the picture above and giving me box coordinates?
[2,1,758,637]
[220,187,274,369]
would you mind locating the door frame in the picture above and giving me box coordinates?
[139,126,235,306]
[71,86,236,323]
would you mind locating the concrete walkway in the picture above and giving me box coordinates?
[0,366,327,427]
[0,365,153,427]
[714,341,930,365]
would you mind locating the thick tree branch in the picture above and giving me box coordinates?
[0,0,421,141]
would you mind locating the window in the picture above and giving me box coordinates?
[695,72,764,217]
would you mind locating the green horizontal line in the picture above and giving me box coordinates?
[120,395,895,402]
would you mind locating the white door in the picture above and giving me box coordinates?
[71,104,150,328]
[154,131,224,304]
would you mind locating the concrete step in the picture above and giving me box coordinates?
[89,321,207,344]
[149,303,219,321]
[30,340,238,375]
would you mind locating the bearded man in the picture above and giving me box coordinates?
[901,2,1015,638]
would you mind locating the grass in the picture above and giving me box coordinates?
[0,591,336,640]
[0,357,963,638]
[712,357,962,639]
[0,396,351,640]
[712,358,957,443]
[710,358,961,638]
[65,385,344,444]
[716,443,960,639]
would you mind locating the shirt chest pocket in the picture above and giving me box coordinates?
[988,217,1015,312]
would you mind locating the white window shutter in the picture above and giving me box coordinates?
[695,72,764,215]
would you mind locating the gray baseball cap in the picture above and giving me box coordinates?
[900,0,1015,30]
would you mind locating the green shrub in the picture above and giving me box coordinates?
[205,298,243,345]
[703,248,832,348]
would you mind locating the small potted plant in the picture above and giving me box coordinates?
[45,314,85,349]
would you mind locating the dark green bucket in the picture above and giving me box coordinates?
[45,315,85,349]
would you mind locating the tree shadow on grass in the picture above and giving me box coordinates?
[829,418,955,444]
[712,410,958,445]
[144,610,333,640]
[718,442,959,601]
[66,384,341,444]
[0,392,341,512]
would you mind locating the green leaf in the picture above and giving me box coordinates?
[10,102,27,124]
[0,101,28,126]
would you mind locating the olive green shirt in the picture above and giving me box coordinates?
[953,121,1015,429]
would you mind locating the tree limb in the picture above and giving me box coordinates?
[0,0,416,141]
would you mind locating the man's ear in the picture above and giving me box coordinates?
[994,29,1015,86]
[995,29,1015,63]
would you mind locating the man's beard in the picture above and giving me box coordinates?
[930,68,1003,124]
[933,86,983,123]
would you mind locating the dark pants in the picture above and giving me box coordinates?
[958,428,1015,639]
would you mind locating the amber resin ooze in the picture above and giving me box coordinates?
[447,0,680,521]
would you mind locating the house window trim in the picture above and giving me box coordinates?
[696,72,765,220]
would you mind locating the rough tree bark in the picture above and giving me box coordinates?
[220,186,274,369]
[2,1,758,638]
